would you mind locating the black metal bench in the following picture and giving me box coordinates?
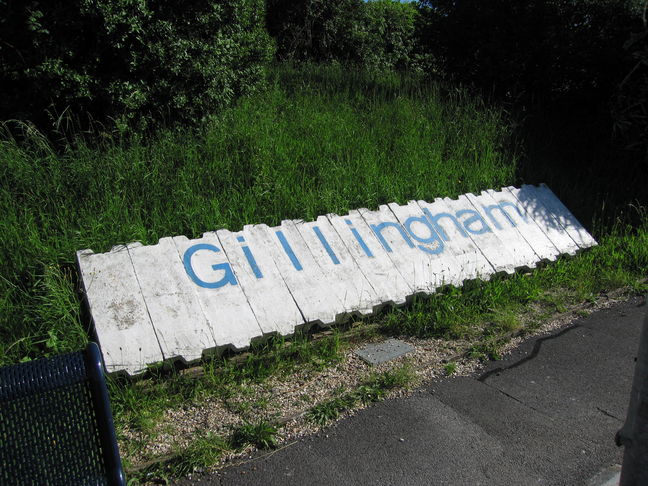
[0,342,125,485]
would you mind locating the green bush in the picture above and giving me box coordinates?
[266,0,417,71]
[353,0,417,71]
[266,0,363,62]
[613,18,648,164]
[0,0,274,130]
[417,0,640,103]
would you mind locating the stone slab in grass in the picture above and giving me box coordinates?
[355,339,416,365]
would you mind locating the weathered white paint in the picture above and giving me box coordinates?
[387,201,461,288]
[507,185,580,255]
[534,184,598,249]
[416,198,494,283]
[217,228,303,337]
[295,216,381,315]
[465,191,540,269]
[358,205,433,293]
[128,238,216,363]
[77,185,597,375]
[77,247,163,374]
[172,234,263,350]
[327,211,412,307]
[489,188,561,261]
[247,223,343,325]
[444,195,518,274]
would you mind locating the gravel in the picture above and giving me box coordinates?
[121,287,634,475]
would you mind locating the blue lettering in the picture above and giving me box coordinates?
[275,230,303,271]
[313,226,340,264]
[403,215,444,255]
[345,219,373,258]
[237,235,263,279]
[456,209,492,235]
[482,203,516,230]
[370,221,414,253]
[422,208,467,241]
[499,201,527,224]
[183,243,237,289]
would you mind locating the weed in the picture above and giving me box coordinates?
[467,339,505,362]
[306,363,416,426]
[230,420,279,450]
[367,362,416,391]
[444,362,457,375]
[174,432,230,475]
[307,393,355,426]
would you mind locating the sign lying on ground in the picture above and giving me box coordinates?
[77,184,597,375]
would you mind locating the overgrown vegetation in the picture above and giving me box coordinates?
[1,1,647,482]
[0,0,273,131]
[266,0,419,71]
[110,331,343,433]
[383,216,648,341]
[306,363,416,426]
[0,66,516,366]
[3,0,646,164]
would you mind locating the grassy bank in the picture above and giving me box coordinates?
[0,66,515,365]
[1,64,646,482]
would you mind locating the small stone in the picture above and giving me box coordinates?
[399,438,405,442]
[355,339,415,365]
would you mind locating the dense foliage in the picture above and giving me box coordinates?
[266,0,417,71]
[0,0,273,130]
[266,0,362,63]
[417,0,641,103]
[357,0,418,71]
[2,0,645,139]
[613,13,648,162]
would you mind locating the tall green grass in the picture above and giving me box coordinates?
[0,66,516,365]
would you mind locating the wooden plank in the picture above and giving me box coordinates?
[489,187,561,261]
[76,247,163,374]
[358,205,433,293]
[465,191,541,269]
[327,211,412,307]
[216,228,304,336]
[506,185,580,255]
[128,238,217,364]
[442,194,518,274]
[415,198,495,283]
[295,216,381,315]
[244,222,344,326]
[386,201,462,288]
[172,234,263,350]
[535,184,598,249]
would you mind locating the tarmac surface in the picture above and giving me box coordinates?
[177,296,646,486]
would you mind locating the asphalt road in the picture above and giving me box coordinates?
[178,296,646,486]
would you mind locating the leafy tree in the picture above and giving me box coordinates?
[417,0,641,103]
[613,3,648,162]
[266,0,364,63]
[0,0,274,131]
[266,0,417,71]
[354,0,417,71]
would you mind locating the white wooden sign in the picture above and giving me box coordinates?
[77,184,597,375]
